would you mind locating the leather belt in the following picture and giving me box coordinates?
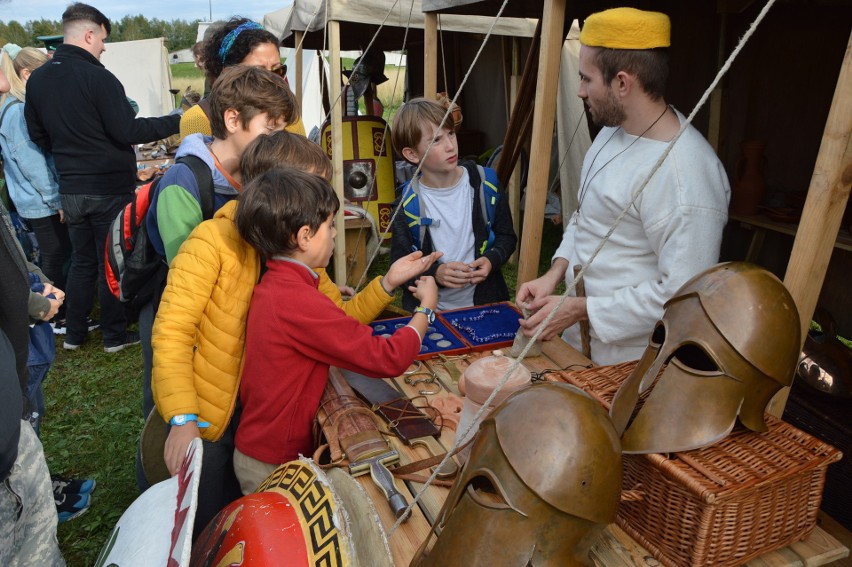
[342,369,441,444]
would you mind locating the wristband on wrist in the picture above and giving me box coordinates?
[169,414,210,428]
[379,276,394,296]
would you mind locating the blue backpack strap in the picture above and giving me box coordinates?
[401,176,438,251]
[476,165,500,253]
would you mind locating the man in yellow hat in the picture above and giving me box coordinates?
[518,7,730,365]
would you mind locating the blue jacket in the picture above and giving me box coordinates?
[0,97,61,219]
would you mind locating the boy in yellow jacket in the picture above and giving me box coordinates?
[151,131,439,537]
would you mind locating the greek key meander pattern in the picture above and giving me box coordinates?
[258,463,344,567]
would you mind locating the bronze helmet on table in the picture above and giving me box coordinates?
[410,382,622,567]
[610,262,801,454]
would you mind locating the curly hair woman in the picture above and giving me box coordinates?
[180,17,305,140]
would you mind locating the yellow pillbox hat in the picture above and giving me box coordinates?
[580,7,671,50]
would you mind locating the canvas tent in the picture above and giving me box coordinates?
[424,0,852,418]
[101,38,175,117]
[270,1,596,282]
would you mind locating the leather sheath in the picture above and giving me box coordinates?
[342,369,441,444]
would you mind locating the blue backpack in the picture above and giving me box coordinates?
[400,164,500,255]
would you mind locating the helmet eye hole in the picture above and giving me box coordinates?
[466,475,510,509]
[651,323,665,346]
[671,344,719,372]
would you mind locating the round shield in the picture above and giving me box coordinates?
[191,458,393,567]
[140,407,171,485]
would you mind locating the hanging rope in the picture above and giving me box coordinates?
[352,0,514,292]
[387,0,779,536]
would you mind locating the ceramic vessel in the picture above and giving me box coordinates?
[456,350,531,461]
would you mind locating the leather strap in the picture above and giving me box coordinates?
[342,369,441,443]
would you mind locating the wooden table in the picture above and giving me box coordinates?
[356,338,850,566]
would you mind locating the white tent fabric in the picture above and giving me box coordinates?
[281,48,329,136]
[556,22,591,223]
[280,0,538,39]
[102,38,174,117]
[263,6,294,37]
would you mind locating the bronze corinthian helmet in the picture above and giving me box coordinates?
[610,262,801,454]
[411,382,622,567]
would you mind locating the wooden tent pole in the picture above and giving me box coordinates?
[508,37,522,265]
[424,13,438,98]
[294,31,304,106]
[329,20,347,285]
[517,0,567,286]
[769,30,852,417]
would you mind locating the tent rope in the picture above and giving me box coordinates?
[387,0,779,536]
[352,0,513,291]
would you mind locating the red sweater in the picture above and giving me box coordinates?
[235,259,421,464]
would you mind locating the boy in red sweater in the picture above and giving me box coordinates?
[232,167,438,494]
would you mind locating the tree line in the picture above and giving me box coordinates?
[0,15,200,53]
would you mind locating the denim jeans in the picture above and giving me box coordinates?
[60,193,133,346]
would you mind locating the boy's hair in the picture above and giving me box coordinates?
[236,167,340,258]
[240,131,331,183]
[592,47,669,101]
[62,3,111,36]
[208,65,299,140]
[391,97,454,160]
[202,17,280,84]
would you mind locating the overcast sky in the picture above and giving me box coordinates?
[1,0,291,24]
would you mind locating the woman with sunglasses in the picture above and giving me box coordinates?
[180,17,305,141]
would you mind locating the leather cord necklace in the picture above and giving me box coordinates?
[576,104,672,216]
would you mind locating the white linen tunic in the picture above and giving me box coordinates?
[554,109,730,365]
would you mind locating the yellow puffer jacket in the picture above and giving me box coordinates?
[152,200,393,440]
[179,103,307,142]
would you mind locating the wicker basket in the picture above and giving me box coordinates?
[559,362,844,567]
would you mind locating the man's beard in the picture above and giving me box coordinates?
[589,88,625,128]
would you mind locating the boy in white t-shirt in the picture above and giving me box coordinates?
[390,97,516,312]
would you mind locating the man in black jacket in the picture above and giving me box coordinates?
[25,3,180,353]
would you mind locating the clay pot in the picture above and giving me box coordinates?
[456,351,531,461]
[730,140,767,216]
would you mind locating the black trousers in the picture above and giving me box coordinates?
[60,193,132,346]
[26,213,71,319]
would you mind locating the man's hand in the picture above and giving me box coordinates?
[337,284,355,298]
[59,209,65,223]
[515,258,568,307]
[435,261,474,288]
[383,250,443,292]
[467,256,492,284]
[518,295,587,341]
[40,298,62,321]
[41,283,65,301]
[164,421,201,476]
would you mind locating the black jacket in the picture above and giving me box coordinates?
[391,160,517,312]
[25,44,180,195]
[0,204,30,480]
